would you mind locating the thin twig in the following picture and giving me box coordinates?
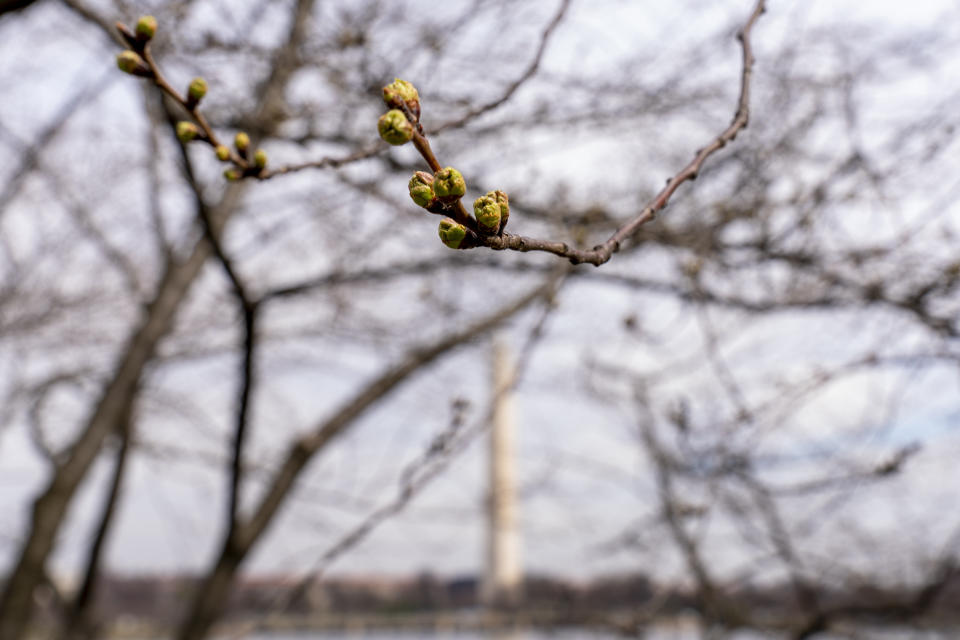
[430,0,572,135]
[464,0,767,265]
[169,93,258,528]
[257,144,384,179]
[252,0,571,180]
[222,269,570,639]
[137,41,248,168]
[177,272,564,640]
[60,416,132,640]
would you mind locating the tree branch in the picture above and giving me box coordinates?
[465,0,766,265]
[175,270,565,640]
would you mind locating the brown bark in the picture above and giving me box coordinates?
[0,237,213,640]
[0,0,315,634]
[61,421,131,640]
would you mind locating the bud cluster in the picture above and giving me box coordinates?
[406,170,510,248]
[377,79,513,248]
[381,79,513,247]
[115,16,263,179]
[217,131,267,176]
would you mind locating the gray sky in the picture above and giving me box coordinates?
[1,0,959,585]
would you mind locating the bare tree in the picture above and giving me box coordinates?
[1,1,958,639]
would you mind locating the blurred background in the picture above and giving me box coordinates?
[1,0,959,638]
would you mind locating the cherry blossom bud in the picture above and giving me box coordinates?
[438,218,468,249]
[489,190,509,232]
[377,109,414,146]
[253,149,267,169]
[135,15,157,42]
[186,77,207,108]
[473,194,501,234]
[116,50,150,77]
[408,171,436,208]
[433,167,465,204]
[176,121,200,143]
[382,78,420,121]
[234,132,250,154]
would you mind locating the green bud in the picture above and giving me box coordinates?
[433,167,466,203]
[116,50,150,76]
[473,195,501,234]
[215,145,231,161]
[176,121,200,143]
[377,109,414,146]
[383,78,419,107]
[408,171,436,208]
[253,149,268,169]
[382,78,420,120]
[187,77,207,104]
[438,217,467,249]
[234,132,250,153]
[135,15,157,41]
[224,168,242,182]
[490,190,509,232]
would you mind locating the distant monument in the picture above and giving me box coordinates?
[481,337,522,608]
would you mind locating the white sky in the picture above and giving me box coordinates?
[1,0,959,585]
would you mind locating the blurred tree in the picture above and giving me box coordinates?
[0,0,39,18]
[0,1,958,639]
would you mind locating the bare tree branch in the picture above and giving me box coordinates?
[175,270,565,640]
[430,0,572,135]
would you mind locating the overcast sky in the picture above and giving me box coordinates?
[1,0,959,585]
